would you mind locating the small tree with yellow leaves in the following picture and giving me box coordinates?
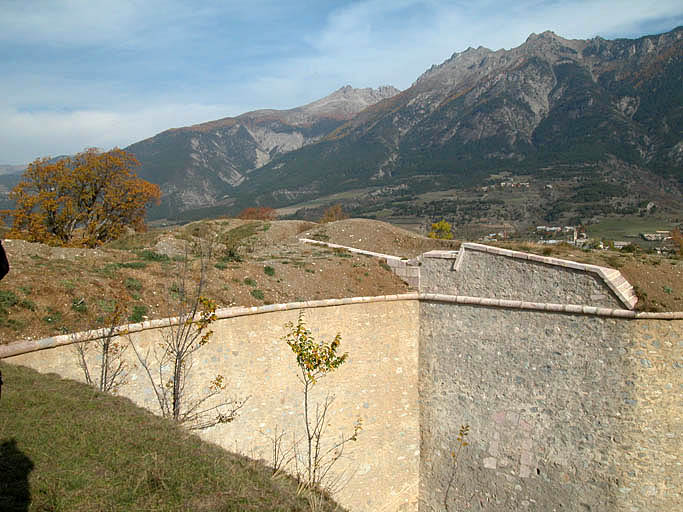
[130,244,247,429]
[283,311,362,490]
[444,424,470,511]
[319,204,349,224]
[428,219,454,240]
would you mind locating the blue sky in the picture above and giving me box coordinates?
[1,0,681,164]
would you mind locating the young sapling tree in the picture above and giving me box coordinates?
[282,310,362,490]
[129,244,247,429]
[73,301,128,393]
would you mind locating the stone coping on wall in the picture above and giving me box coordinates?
[2,293,680,360]
[424,243,639,310]
[298,238,420,264]
[0,294,420,359]
[419,294,682,319]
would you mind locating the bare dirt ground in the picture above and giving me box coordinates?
[300,218,460,257]
[1,219,680,345]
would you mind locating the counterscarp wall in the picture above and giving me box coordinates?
[418,248,681,511]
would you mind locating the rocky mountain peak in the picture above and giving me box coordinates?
[297,85,400,119]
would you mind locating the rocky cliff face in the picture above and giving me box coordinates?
[126,86,399,215]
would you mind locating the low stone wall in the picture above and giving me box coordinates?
[6,299,421,512]
[299,238,421,288]
[421,246,626,309]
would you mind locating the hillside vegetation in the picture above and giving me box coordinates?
[1,218,680,346]
[0,362,341,511]
[0,218,440,344]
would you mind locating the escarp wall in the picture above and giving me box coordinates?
[3,298,422,512]
[2,243,680,511]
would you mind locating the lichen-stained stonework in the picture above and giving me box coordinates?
[7,300,421,512]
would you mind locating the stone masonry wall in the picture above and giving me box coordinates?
[418,249,681,511]
[419,304,681,510]
[421,250,623,309]
[6,300,421,512]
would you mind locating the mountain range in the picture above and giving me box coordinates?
[126,85,400,219]
[2,27,682,229]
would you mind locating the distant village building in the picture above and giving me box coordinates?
[641,231,671,241]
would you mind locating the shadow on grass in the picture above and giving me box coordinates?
[0,438,33,512]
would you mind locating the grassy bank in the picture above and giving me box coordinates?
[0,362,340,511]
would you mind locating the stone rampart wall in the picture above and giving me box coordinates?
[419,304,681,511]
[3,243,680,512]
[6,299,421,512]
[421,248,623,308]
[418,249,681,511]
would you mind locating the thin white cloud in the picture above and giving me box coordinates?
[0,103,242,163]
[1,0,681,164]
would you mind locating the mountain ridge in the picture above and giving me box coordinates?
[125,85,400,215]
[232,26,681,227]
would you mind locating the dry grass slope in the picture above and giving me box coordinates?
[0,362,342,511]
[1,219,679,345]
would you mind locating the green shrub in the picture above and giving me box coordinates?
[97,299,116,313]
[0,290,19,309]
[19,298,36,311]
[221,248,243,262]
[136,250,170,262]
[244,277,257,287]
[125,277,143,291]
[129,305,148,323]
[169,283,181,299]
[264,265,275,276]
[96,263,120,277]
[71,298,87,314]
[42,308,63,324]
[250,289,265,300]
[215,262,228,270]
[120,261,148,269]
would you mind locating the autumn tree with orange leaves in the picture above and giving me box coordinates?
[238,207,277,221]
[4,148,160,247]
